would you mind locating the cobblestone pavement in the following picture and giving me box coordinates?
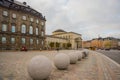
[0,50,120,80]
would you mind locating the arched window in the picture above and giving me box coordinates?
[36,27,39,35]
[21,24,26,33]
[29,26,33,34]
[11,25,15,32]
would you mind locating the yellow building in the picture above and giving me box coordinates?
[83,37,119,49]
[46,29,82,49]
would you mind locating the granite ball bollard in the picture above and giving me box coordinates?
[77,52,82,60]
[54,53,70,70]
[27,55,52,80]
[68,52,78,64]
[82,51,85,58]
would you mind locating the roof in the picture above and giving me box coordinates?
[53,29,66,33]
[0,0,46,20]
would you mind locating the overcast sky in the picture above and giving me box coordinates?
[17,0,120,40]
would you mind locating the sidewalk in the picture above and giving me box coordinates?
[50,50,120,80]
[0,50,120,80]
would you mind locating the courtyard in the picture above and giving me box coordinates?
[0,50,120,80]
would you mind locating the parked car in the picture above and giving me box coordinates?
[21,46,27,51]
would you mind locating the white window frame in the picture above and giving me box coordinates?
[11,37,15,44]
[2,37,6,44]
[36,27,39,35]
[21,24,26,33]
[3,11,8,16]
[11,25,15,32]
[22,16,26,20]
[29,26,33,34]
[21,38,25,44]
[12,13,16,18]
[2,24,7,31]
[30,18,33,22]
[30,38,33,45]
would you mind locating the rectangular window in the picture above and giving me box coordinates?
[36,19,39,23]
[41,22,44,25]
[30,18,33,22]
[22,16,26,20]
[41,31,44,36]
[3,11,8,16]
[41,40,44,45]
[30,38,33,44]
[21,38,25,44]
[2,24,7,31]
[37,39,39,44]
[36,28,39,35]
[2,37,6,43]
[11,37,15,44]
[12,13,16,18]
[11,25,15,32]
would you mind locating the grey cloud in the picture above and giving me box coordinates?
[17,0,120,40]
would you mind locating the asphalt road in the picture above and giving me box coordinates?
[96,50,120,64]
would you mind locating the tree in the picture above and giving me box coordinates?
[56,42,60,48]
[49,42,54,49]
[67,42,72,48]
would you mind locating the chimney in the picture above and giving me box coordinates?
[23,2,27,5]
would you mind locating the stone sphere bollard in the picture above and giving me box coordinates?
[68,52,78,64]
[82,51,85,58]
[27,55,52,80]
[54,53,70,70]
[77,52,82,61]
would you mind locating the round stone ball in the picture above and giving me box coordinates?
[68,52,78,64]
[82,51,85,58]
[27,55,52,80]
[54,53,70,70]
[77,52,83,60]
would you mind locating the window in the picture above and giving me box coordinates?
[11,25,15,32]
[12,13,16,18]
[37,39,39,44]
[41,40,44,45]
[30,38,33,44]
[3,11,8,16]
[30,18,33,22]
[11,37,15,44]
[22,16,26,20]
[36,19,39,23]
[29,26,33,34]
[21,38,25,44]
[41,31,44,36]
[2,24,7,31]
[21,24,26,33]
[36,27,39,35]
[2,37,6,43]
[41,22,44,25]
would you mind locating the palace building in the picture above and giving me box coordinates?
[46,29,82,49]
[0,0,46,50]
